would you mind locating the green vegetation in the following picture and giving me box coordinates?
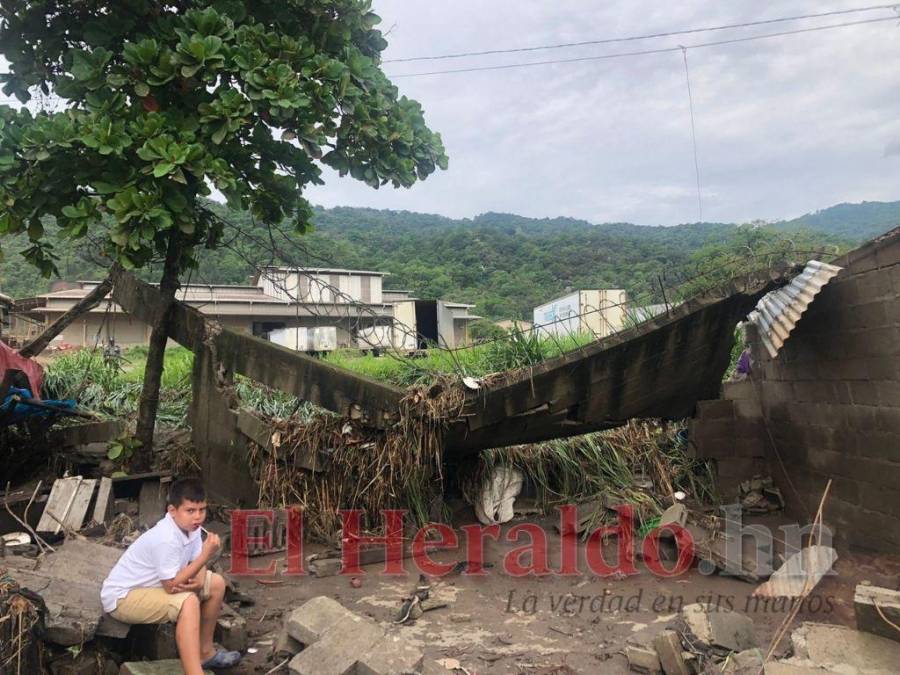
[325,330,595,387]
[2,199,883,318]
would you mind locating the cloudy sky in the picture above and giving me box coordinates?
[305,1,900,226]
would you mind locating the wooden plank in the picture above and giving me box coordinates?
[63,478,97,532]
[92,476,113,525]
[138,479,166,528]
[37,476,82,534]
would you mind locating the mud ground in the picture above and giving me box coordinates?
[216,510,900,674]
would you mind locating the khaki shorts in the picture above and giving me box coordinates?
[110,570,215,624]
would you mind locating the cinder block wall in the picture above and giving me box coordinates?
[692,228,900,552]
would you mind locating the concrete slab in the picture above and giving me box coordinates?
[4,540,127,645]
[788,622,900,674]
[288,616,383,675]
[357,630,424,675]
[286,596,358,644]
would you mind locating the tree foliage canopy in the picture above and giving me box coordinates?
[0,0,447,275]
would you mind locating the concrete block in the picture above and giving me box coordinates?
[853,300,889,329]
[722,648,764,674]
[624,644,661,673]
[288,617,383,675]
[356,631,424,675]
[652,631,691,675]
[214,611,247,652]
[855,584,900,643]
[681,603,757,652]
[876,381,900,409]
[129,623,178,661]
[286,596,357,644]
[850,381,880,406]
[696,399,734,420]
[274,625,302,659]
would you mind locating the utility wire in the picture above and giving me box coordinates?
[384,3,899,63]
[390,15,898,78]
[681,47,703,223]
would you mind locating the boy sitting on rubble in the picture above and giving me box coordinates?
[101,478,241,673]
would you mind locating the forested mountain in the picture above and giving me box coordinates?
[777,201,900,241]
[1,199,896,321]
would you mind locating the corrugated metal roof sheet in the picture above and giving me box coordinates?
[747,260,843,359]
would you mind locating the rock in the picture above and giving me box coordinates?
[215,609,248,652]
[625,644,662,673]
[653,631,691,675]
[722,648,763,674]
[308,557,343,577]
[49,648,117,675]
[854,584,900,644]
[288,616,383,675]
[787,622,900,673]
[274,625,302,658]
[286,596,358,644]
[449,613,472,623]
[681,603,757,652]
[356,631,424,675]
[120,662,212,675]
[128,623,178,661]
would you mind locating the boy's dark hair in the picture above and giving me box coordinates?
[167,477,206,507]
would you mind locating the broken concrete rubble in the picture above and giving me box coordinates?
[680,603,758,653]
[854,584,900,644]
[284,596,424,675]
[653,630,692,675]
[3,539,129,645]
[785,621,900,673]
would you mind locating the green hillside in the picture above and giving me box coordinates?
[1,199,893,321]
[777,200,900,241]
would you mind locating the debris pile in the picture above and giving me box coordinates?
[738,476,784,514]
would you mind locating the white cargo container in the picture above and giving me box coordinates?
[533,289,628,339]
[269,326,337,352]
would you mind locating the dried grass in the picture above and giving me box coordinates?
[247,378,462,541]
[460,420,718,527]
[0,576,42,675]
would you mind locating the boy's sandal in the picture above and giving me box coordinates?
[201,649,242,669]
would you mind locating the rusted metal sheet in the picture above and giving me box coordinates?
[747,260,843,359]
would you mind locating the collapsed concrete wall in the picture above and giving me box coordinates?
[692,228,900,552]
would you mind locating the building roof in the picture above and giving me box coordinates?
[257,266,388,277]
[40,282,290,305]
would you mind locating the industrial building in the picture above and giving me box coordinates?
[10,267,479,352]
[533,289,628,339]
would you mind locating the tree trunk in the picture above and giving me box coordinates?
[18,264,122,358]
[133,235,182,469]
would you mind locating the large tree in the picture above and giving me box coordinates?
[0,0,447,463]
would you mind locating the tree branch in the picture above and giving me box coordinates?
[18,263,122,358]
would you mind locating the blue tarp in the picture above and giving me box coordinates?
[1,387,77,425]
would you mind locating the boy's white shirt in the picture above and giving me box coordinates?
[100,512,202,613]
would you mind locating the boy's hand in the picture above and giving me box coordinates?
[201,531,221,559]
[172,576,204,594]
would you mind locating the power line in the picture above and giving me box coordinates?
[384,4,899,63]
[681,47,703,224]
[390,15,898,78]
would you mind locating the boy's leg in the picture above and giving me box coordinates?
[199,571,227,660]
[175,593,206,675]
